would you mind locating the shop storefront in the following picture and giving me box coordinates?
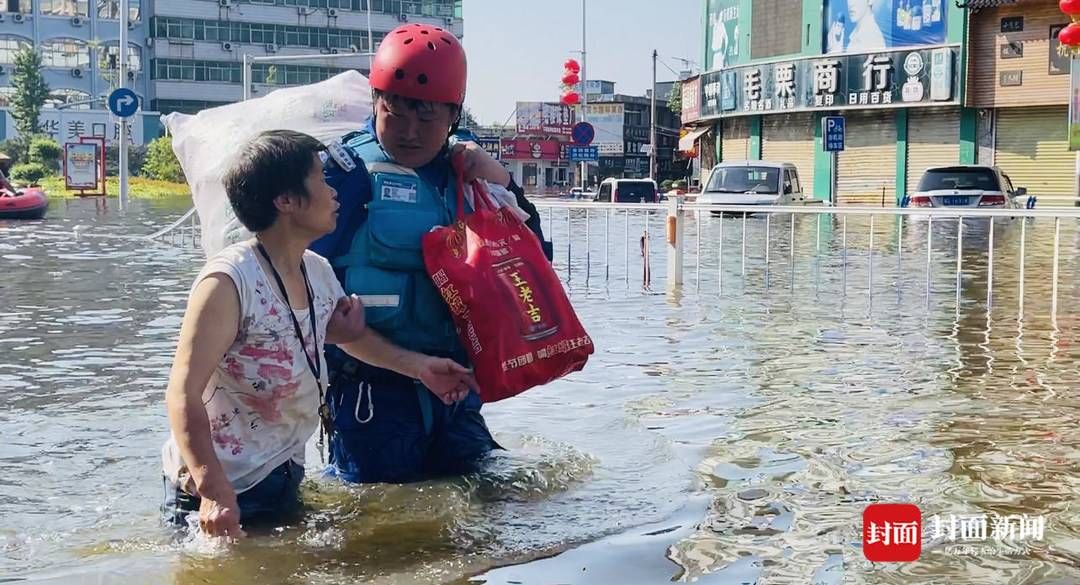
[697,43,962,204]
[968,0,1074,198]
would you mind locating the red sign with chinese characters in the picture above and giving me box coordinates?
[863,504,923,562]
[501,139,565,161]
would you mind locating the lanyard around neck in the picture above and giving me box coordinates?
[255,242,323,399]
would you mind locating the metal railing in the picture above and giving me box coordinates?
[147,200,1080,320]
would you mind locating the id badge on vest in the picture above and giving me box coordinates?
[377,175,419,204]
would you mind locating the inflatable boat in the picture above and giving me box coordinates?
[0,188,48,220]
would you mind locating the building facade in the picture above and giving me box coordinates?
[683,0,1074,204]
[0,0,462,147]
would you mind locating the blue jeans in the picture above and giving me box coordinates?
[161,459,305,528]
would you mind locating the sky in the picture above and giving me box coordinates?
[460,0,703,126]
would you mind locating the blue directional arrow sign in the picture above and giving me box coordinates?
[108,88,139,118]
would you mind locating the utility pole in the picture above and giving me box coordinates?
[649,49,657,181]
[118,0,129,209]
[580,0,588,191]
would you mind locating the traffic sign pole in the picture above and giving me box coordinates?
[119,0,129,209]
[823,116,845,206]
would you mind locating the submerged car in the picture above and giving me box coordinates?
[909,165,1025,209]
[697,161,810,208]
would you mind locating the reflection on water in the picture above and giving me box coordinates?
[1,199,1077,584]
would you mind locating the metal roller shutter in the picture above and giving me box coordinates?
[837,111,897,206]
[994,107,1073,197]
[721,117,750,162]
[906,108,961,196]
[762,113,816,198]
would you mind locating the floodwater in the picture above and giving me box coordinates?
[1,198,1078,585]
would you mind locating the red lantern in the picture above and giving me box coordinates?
[1061,0,1080,17]
[561,91,581,106]
[1060,22,1080,47]
[561,72,580,86]
[564,59,581,74]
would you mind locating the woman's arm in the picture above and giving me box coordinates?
[165,273,245,537]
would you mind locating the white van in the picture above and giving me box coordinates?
[697,161,809,207]
[594,178,659,203]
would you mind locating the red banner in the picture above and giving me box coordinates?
[501,139,565,161]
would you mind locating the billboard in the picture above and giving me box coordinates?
[584,103,624,155]
[64,142,99,189]
[515,102,576,136]
[501,139,564,160]
[476,137,501,160]
[824,0,947,55]
[705,0,746,71]
[681,76,702,123]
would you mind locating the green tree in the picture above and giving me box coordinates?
[141,135,186,183]
[460,107,480,129]
[28,136,62,172]
[667,81,682,117]
[9,48,50,156]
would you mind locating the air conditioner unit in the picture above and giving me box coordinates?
[221,41,233,51]
[330,48,339,54]
[218,0,232,7]
[71,16,84,26]
[70,67,83,78]
[265,43,277,53]
[0,65,7,75]
[348,44,360,53]
[0,13,6,22]
[13,13,25,23]
[126,70,135,81]
[319,47,331,54]
[127,20,135,29]
[397,12,408,22]
[327,8,337,17]
[146,37,154,47]
[443,17,453,26]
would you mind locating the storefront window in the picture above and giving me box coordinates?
[40,38,90,68]
[44,88,91,109]
[0,36,31,64]
[5,1,33,14]
[97,0,140,21]
[39,0,88,17]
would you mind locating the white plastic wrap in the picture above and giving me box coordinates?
[163,70,373,256]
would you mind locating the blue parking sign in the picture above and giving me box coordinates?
[823,116,845,152]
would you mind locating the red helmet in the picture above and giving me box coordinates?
[369,23,467,105]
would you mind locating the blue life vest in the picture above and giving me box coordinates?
[319,129,467,361]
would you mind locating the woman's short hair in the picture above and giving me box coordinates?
[223,129,326,232]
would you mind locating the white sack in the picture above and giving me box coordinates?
[163,70,373,256]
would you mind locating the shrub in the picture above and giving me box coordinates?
[10,162,50,185]
[105,144,148,177]
[28,136,62,171]
[141,135,185,183]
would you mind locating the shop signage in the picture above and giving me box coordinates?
[501,139,566,161]
[1051,25,1070,76]
[698,45,959,119]
[1000,70,1023,87]
[1000,42,1023,59]
[1069,56,1080,151]
[476,137,501,160]
[1001,17,1024,34]
[515,102,576,136]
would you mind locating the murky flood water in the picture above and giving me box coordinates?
[1,198,1078,584]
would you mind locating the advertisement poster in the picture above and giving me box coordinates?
[584,103,624,155]
[824,0,947,55]
[515,102,576,136]
[681,77,702,123]
[64,142,99,190]
[705,0,745,71]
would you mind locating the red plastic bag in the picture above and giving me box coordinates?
[422,165,593,403]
